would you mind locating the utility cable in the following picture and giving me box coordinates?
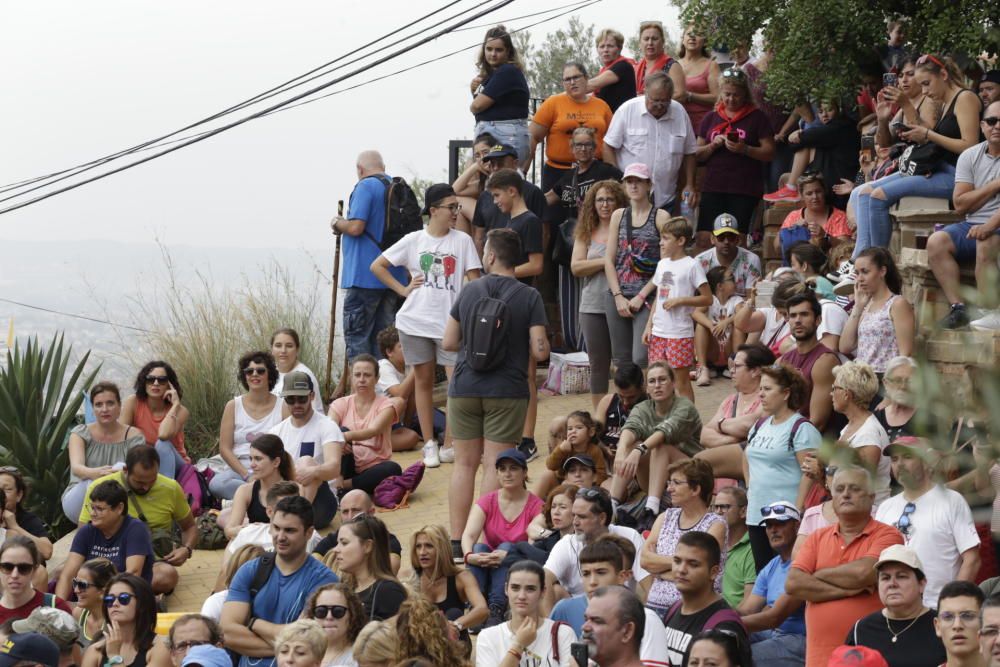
[0,297,154,334]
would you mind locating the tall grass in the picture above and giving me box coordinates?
[126,253,332,462]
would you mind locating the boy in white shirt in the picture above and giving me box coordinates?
[692,266,746,386]
[641,217,712,401]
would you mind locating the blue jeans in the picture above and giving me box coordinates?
[62,481,92,522]
[468,542,518,608]
[343,288,400,361]
[853,163,956,258]
[154,439,185,479]
[209,467,245,500]
[474,119,529,164]
[751,630,806,667]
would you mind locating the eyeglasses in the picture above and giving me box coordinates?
[562,74,585,83]
[761,505,794,518]
[984,117,1000,127]
[897,502,916,537]
[939,611,980,625]
[981,626,1000,638]
[145,375,169,385]
[432,203,463,213]
[171,640,209,653]
[283,395,310,405]
[243,367,268,377]
[576,487,604,500]
[0,562,34,575]
[712,504,732,513]
[104,593,134,607]
[824,466,838,478]
[666,478,690,487]
[313,604,349,620]
[595,197,616,205]
[87,503,111,515]
[722,68,747,80]
[72,578,94,591]
[572,143,596,149]
[917,54,945,69]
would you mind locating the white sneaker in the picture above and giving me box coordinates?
[971,310,1000,331]
[438,445,455,464]
[422,440,441,468]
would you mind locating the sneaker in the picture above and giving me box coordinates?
[722,368,733,379]
[763,185,801,203]
[485,603,506,628]
[940,303,970,330]
[635,507,658,533]
[518,437,539,463]
[422,439,441,468]
[696,366,712,387]
[451,540,463,564]
[971,310,1000,331]
[438,445,455,464]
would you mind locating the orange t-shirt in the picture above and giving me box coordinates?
[531,93,613,168]
[792,517,903,667]
[133,398,190,463]
[780,207,852,239]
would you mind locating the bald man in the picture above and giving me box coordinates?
[331,150,408,360]
[312,490,402,574]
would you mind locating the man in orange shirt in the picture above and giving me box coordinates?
[786,464,904,667]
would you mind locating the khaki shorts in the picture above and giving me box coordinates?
[448,396,527,443]
[398,331,457,366]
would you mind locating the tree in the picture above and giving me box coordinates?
[674,0,999,107]
[514,17,601,99]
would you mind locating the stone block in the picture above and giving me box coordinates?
[764,203,796,229]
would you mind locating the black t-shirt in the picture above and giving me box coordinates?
[472,181,546,232]
[664,598,751,667]
[449,274,547,399]
[16,509,51,541]
[358,579,408,622]
[551,160,623,222]
[596,59,637,113]
[504,211,544,267]
[475,63,530,123]
[313,529,402,557]
[845,609,945,667]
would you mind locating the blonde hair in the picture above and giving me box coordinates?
[832,360,879,408]
[662,216,693,243]
[274,619,327,661]
[353,621,396,663]
[596,28,624,49]
[409,525,459,585]
[224,544,265,588]
[638,21,666,44]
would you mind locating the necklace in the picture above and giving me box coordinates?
[885,609,926,643]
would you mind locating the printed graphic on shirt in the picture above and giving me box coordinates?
[658,271,675,302]
[418,252,458,291]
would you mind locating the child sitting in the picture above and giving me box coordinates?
[692,266,745,387]
[533,411,608,498]
[375,326,422,454]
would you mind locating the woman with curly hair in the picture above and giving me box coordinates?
[211,350,285,500]
[573,179,628,407]
[395,597,468,667]
[353,621,395,667]
[303,583,367,667]
[121,360,189,478]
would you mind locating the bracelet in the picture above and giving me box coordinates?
[507,647,523,660]
[248,617,258,633]
[182,544,193,557]
[636,442,649,456]
[718,418,727,436]
[463,552,473,565]
[613,291,623,297]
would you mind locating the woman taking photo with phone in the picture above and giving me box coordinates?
[121,361,189,479]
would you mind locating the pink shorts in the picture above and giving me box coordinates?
[648,335,695,369]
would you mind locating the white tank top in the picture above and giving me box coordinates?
[233,395,284,460]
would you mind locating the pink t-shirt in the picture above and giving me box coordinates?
[330,394,397,472]
[475,490,543,549]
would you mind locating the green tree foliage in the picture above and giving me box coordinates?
[514,17,601,99]
[675,0,999,107]
[0,335,98,538]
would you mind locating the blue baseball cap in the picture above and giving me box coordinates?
[495,448,528,468]
[0,633,60,667]
[182,645,232,667]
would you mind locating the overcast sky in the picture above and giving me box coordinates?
[0,1,680,251]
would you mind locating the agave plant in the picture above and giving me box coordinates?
[0,334,99,538]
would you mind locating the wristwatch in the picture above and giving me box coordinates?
[105,657,125,667]
[636,442,649,456]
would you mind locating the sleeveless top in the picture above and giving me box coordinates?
[133,399,189,462]
[614,206,661,298]
[102,645,150,667]
[247,480,269,524]
[856,295,899,373]
[646,508,727,611]
[434,575,465,614]
[232,395,284,460]
[68,424,145,485]
[682,61,712,133]
[780,343,834,420]
[580,240,609,314]
[78,607,104,649]
[935,90,978,166]
[875,407,915,443]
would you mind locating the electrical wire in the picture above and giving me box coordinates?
[0,297,153,334]
[450,0,593,31]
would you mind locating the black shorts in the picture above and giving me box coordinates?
[697,192,759,234]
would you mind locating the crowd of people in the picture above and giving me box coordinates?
[5,15,1000,667]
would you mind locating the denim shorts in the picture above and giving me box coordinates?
[945,220,1000,262]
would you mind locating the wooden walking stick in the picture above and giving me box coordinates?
[324,200,345,403]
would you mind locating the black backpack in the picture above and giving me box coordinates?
[464,279,512,372]
[363,175,423,251]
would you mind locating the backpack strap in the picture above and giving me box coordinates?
[746,417,768,445]
[249,553,277,598]
[703,607,747,632]
[123,475,149,525]
[787,416,811,451]
[550,620,568,663]
[662,600,683,625]
[359,174,392,249]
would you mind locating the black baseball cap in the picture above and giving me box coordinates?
[562,454,596,472]
[485,143,518,160]
[422,183,457,215]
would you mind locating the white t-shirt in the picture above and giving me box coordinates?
[268,411,344,462]
[841,414,891,504]
[375,358,406,396]
[641,608,670,666]
[381,228,481,339]
[876,485,981,607]
[272,362,324,415]
[819,300,849,338]
[232,395,285,461]
[201,589,227,621]
[760,307,789,351]
[544,526,650,597]
[224,522,322,555]
[650,256,707,339]
[709,294,744,322]
[475,617,576,667]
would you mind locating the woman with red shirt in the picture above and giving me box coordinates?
[120,360,189,480]
[634,21,686,100]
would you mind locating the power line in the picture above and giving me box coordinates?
[0,297,154,334]
[0,0,517,216]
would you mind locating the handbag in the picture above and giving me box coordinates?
[896,141,942,177]
[552,167,579,267]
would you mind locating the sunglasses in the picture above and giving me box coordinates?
[145,375,169,385]
[243,367,268,377]
[917,54,945,69]
[283,395,310,405]
[104,593,135,607]
[575,487,604,500]
[984,117,1000,127]
[897,502,916,537]
[0,562,34,575]
[313,605,349,620]
[722,68,747,80]
[72,578,95,591]
[760,505,795,519]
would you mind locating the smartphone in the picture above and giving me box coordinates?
[891,122,912,134]
[860,135,875,161]
[571,642,592,667]
[726,130,739,142]
[883,72,898,88]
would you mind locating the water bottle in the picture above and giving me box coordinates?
[680,191,693,222]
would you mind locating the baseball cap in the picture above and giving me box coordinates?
[562,454,596,472]
[10,607,78,651]
[883,436,933,459]
[874,544,924,578]
[983,70,1000,85]
[828,645,889,667]
[485,144,518,160]
[182,645,232,667]
[280,370,313,397]
[758,500,801,525]
[0,633,60,667]
[712,213,740,236]
[422,183,457,215]
[621,163,651,181]
[495,448,528,469]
